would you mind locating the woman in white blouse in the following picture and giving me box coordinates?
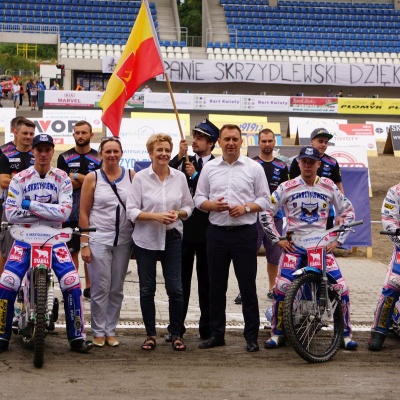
[127,134,194,352]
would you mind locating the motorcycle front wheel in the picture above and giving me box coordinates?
[283,273,344,363]
[33,268,47,368]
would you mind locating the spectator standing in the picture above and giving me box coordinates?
[30,83,38,111]
[168,118,219,341]
[11,81,20,109]
[194,124,270,352]
[290,127,344,229]
[142,84,152,93]
[50,80,59,90]
[0,118,35,273]
[57,121,102,300]
[79,137,134,347]
[19,84,24,106]
[126,134,194,352]
[26,79,33,105]
[0,83,3,107]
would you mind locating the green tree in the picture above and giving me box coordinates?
[177,0,201,36]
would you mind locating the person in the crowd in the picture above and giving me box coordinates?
[57,121,102,300]
[194,124,270,353]
[290,127,344,229]
[368,184,400,351]
[0,134,93,353]
[261,146,358,350]
[169,118,219,341]
[79,137,133,348]
[126,133,194,352]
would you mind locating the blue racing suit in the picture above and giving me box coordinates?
[371,183,400,335]
[0,166,87,346]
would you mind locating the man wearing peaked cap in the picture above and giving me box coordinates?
[168,118,219,341]
[290,127,344,229]
[32,133,55,148]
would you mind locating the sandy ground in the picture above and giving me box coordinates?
[1,330,399,400]
[0,142,398,399]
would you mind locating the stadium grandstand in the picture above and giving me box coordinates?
[0,0,399,97]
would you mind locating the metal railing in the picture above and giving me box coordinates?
[0,24,59,34]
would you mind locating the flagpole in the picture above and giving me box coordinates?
[164,72,189,163]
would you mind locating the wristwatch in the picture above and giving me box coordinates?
[245,205,251,214]
[80,242,89,249]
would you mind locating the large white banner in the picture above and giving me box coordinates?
[289,117,347,139]
[159,59,400,86]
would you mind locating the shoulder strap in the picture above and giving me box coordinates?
[100,168,126,211]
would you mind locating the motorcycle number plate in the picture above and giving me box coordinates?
[30,244,52,269]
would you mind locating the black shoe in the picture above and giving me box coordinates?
[246,340,259,352]
[71,339,94,353]
[198,336,225,349]
[368,331,386,351]
[199,330,212,340]
[83,288,91,300]
[0,340,9,353]
[234,293,242,305]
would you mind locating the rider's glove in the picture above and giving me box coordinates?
[21,199,31,210]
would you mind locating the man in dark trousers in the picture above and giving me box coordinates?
[169,119,219,341]
[194,124,271,352]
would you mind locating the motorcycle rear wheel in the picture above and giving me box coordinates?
[283,273,344,363]
[33,269,47,368]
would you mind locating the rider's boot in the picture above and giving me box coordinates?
[264,335,286,349]
[70,339,94,353]
[368,331,386,351]
[0,339,9,353]
[342,336,358,350]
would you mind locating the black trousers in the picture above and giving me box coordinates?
[181,241,211,338]
[206,223,259,341]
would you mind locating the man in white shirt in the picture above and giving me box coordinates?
[194,124,271,352]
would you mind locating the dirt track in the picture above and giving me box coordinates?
[1,330,399,400]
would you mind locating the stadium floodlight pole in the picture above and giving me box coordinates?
[165,72,189,163]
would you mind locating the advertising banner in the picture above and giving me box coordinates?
[366,121,391,142]
[288,117,347,139]
[383,125,400,157]
[333,124,377,157]
[209,114,282,150]
[0,108,16,140]
[158,59,400,87]
[289,96,338,113]
[338,98,400,115]
[144,92,194,110]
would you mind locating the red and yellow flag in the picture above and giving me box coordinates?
[99,0,164,137]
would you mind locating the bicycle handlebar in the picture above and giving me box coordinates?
[380,229,400,236]
[74,227,97,233]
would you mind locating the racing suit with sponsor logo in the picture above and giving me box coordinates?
[0,166,87,346]
[371,183,400,335]
[260,175,355,338]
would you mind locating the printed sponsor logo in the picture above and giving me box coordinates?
[308,248,323,268]
[378,296,394,329]
[64,275,76,286]
[389,276,400,290]
[3,274,15,287]
[67,162,80,168]
[55,247,71,263]
[0,299,7,334]
[9,245,24,262]
[384,197,395,204]
[384,203,395,210]
[282,254,297,270]
[32,247,50,267]
[75,315,81,332]
[8,158,21,162]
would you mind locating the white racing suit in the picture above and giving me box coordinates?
[260,176,356,338]
[0,166,87,346]
[372,183,400,335]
